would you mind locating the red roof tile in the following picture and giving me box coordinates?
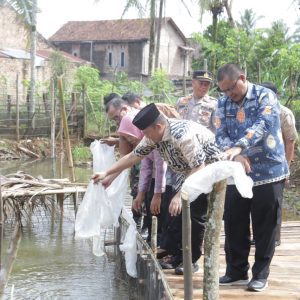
[49,18,186,42]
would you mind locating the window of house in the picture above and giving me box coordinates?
[108,52,113,66]
[72,44,80,57]
[121,52,125,67]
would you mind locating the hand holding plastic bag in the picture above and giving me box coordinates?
[182,161,253,202]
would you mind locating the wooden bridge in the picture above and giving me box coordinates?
[162,221,300,300]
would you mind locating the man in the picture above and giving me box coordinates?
[93,103,224,274]
[122,91,180,119]
[177,70,217,132]
[260,81,298,246]
[162,70,217,275]
[215,63,289,292]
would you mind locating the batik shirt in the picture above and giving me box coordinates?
[215,82,289,186]
[176,94,217,132]
[134,118,223,190]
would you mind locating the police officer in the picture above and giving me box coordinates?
[176,70,217,132]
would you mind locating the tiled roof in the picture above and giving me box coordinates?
[49,18,186,42]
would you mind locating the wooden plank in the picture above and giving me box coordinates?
[162,221,300,300]
[2,186,86,199]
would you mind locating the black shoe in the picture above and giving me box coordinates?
[156,250,168,259]
[159,256,178,269]
[219,275,249,286]
[247,278,268,292]
[174,262,199,275]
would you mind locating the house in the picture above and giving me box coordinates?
[0,3,89,103]
[50,18,193,79]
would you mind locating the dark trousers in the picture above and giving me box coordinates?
[163,192,208,263]
[224,181,284,280]
[144,179,163,243]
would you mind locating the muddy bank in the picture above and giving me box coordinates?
[0,138,53,160]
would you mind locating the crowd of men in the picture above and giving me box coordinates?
[92,63,298,292]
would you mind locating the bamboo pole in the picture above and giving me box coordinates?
[16,74,20,142]
[181,190,193,300]
[57,77,75,182]
[82,85,87,138]
[203,180,227,300]
[0,222,22,291]
[151,216,157,254]
[50,80,56,159]
[0,177,3,270]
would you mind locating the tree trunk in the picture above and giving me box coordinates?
[154,0,164,69]
[203,180,227,300]
[223,0,235,27]
[29,0,37,129]
[211,11,219,73]
[148,0,156,76]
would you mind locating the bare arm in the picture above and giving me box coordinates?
[92,151,142,184]
[284,139,296,167]
[169,164,205,216]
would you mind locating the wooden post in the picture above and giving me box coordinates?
[7,95,11,120]
[57,77,75,182]
[181,190,193,300]
[43,92,50,114]
[50,80,56,158]
[203,59,208,72]
[203,180,227,300]
[151,216,157,254]
[71,92,77,136]
[0,222,22,291]
[82,85,87,138]
[0,177,3,270]
[183,51,187,96]
[16,74,20,142]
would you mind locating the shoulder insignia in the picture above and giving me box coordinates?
[177,95,192,105]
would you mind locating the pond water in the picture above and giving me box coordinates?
[0,159,137,300]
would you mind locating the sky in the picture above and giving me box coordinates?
[37,0,300,39]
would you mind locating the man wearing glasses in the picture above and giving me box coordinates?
[215,63,289,292]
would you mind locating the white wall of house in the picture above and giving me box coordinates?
[158,22,187,78]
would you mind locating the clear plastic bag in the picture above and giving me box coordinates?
[75,141,128,256]
[182,161,253,202]
[119,224,138,278]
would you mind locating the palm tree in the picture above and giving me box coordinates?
[239,8,264,36]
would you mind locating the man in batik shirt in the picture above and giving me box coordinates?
[92,103,223,274]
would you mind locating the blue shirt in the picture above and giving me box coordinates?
[215,82,289,186]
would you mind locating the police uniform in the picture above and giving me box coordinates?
[177,94,217,131]
[176,70,217,132]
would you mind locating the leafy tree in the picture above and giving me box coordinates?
[147,69,175,102]
[238,8,264,36]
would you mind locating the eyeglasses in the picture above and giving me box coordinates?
[218,77,240,93]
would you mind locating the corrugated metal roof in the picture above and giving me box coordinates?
[0,48,45,66]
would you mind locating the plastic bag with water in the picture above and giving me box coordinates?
[182,161,254,202]
[75,141,128,256]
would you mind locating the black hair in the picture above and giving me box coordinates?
[122,92,141,105]
[260,82,277,94]
[217,63,245,82]
[105,96,127,113]
[103,92,120,105]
